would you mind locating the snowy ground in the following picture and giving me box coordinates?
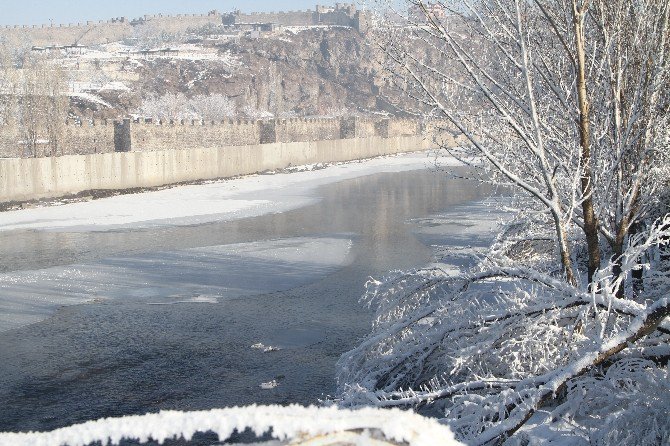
[0,405,462,446]
[0,152,456,233]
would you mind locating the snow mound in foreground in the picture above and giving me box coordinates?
[0,405,462,446]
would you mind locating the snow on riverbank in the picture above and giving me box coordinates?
[0,152,456,233]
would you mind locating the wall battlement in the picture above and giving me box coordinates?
[0,3,368,45]
[221,5,365,31]
[2,18,130,30]
[0,117,421,158]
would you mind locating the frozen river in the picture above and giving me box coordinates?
[0,153,500,433]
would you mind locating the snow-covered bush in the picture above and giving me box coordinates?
[136,93,236,121]
[136,93,193,120]
[564,358,670,445]
[336,216,670,445]
[189,94,236,120]
[340,1,669,443]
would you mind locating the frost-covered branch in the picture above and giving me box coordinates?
[337,216,670,444]
[0,405,462,446]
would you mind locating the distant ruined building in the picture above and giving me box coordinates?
[0,3,369,47]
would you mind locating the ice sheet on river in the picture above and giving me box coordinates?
[0,236,352,333]
[412,199,511,275]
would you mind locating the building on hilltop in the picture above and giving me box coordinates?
[222,3,369,34]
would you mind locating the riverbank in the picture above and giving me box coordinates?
[0,152,422,213]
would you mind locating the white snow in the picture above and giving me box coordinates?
[0,152,458,233]
[69,43,239,65]
[283,25,352,34]
[252,343,282,352]
[67,92,112,108]
[0,405,463,446]
[99,81,130,92]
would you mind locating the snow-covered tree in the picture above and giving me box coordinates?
[136,93,193,121]
[189,93,236,120]
[3,53,68,157]
[338,214,670,444]
[337,1,670,444]
[136,93,236,121]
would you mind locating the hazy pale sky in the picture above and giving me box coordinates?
[0,1,325,26]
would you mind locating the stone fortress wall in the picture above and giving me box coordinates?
[0,117,421,158]
[125,116,420,152]
[0,20,134,47]
[0,3,368,47]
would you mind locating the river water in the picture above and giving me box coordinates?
[0,165,496,434]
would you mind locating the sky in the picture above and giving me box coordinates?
[0,1,325,26]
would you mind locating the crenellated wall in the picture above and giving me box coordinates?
[63,119,116,155]
[0,3,367,46]
[354,118,378,138]
[0,20,134,47]
[224,10,316,27]
[219,3,368,32]
[0,119,116,158]
[129,118,261,152]
[275,118,341,143]
[388,118,421,137]
[136,12,223,34]
[0,117,420,158]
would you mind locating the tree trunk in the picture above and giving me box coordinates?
[572,0,601,285]
[631,221,644,299]
[611,213,631,299]
[552,210,577,285]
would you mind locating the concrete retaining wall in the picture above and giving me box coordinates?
[0,135,428,203]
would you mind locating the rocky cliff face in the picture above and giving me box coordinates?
[67,27,399,120]
[216,27,380,116]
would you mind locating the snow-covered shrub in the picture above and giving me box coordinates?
[564,358,670,445]
[189,93,236,120]
[336,217,670,445]
[136,93,236,121]
[137,93,194,121]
